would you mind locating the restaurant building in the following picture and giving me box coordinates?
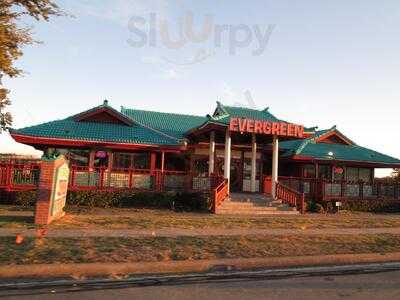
[7,100,400,214]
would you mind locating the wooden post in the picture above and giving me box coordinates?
[209,131,215,175]
[251,133,257,192]
[89,150,95,170]
[161,152,165,173]
[150,152,156,174]
[271,136,279,199]
[224,129,231,191]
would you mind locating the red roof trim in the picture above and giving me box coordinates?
[315,131,353,145]
[74,107,134,126]
[10,133,184,152]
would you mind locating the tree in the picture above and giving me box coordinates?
[0,0,62,131]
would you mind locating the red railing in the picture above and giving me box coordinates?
[68,166,190,192]
[211,175,229,213]
[0,162,41,191]
[277,176,400,202]
[275,181,305,214]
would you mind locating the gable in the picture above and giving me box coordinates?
[77,110,127,124]
[73,101,134,126]
[314,128,354,146]
[317,133,351,145]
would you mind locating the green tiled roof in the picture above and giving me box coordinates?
[209,102,280,125]
[121,107,207,139]
[11,119,180,145]
[280,128,400,165]
[299,142,400,165]
[11,104,182,146]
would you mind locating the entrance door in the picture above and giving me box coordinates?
[217,158,242,192]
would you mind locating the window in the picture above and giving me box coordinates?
[333,166,345,181]
[94,151,109,168]
[359,168,372,182]
[113,152,150,170]
[165,153,186,171]
[318,165,332,180]
[193,158,209,177]
[347,167,359,182]
[346,167,372,182]
[66,149,90,166]
[303,164,316,178]
[133,153,150,169]
[113,153,132,169]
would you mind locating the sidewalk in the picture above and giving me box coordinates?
[2,227,400,237]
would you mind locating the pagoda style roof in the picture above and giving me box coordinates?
[10,101,182,148]
[280,127,400,167]
[9,100,400,166]
[209,101,281,124]
[121,107,207,140]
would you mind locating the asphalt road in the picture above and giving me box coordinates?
[2,270,400,300]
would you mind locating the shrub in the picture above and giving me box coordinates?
[340,199,400,213]
[66,190,208,211]
[15,190,37,207]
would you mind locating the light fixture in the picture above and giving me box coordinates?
[328,151,334,157]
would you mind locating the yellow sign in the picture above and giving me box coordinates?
[51,163,69,216]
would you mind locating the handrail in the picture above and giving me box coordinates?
[210,175,229,213]
[276,181,305,214]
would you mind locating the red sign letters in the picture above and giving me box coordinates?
[229,118,304,138]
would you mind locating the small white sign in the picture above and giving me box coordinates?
[335,201,342,207]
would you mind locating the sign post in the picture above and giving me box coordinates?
[35,155,69,225]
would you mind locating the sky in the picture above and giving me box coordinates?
[1,0,399,177]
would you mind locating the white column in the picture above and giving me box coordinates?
[208,131,215,175]
[271,136,279,198]
[251,133,257,192]
[224,129,231,185]
[161,151,165,173]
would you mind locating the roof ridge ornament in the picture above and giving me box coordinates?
[103,99,109,106]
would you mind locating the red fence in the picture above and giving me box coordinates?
[0,162,41,191]
[0,162,213,193]
[278,176,400,202]
[68,166,198,192]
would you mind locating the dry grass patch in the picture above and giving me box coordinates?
[52,210,400,230]
[1,234,400,265]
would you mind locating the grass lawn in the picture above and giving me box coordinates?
[1,206,400,230]
[1,234,400,265]
[52,208,400,230]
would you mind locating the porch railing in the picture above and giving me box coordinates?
[278,176,400,202]
[0,162,41,191]
[275,181,306,214]
[210,174,229,213]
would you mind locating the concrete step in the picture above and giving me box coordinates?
[216,192,299,215]
[220,202,291,209]
[216,208,299,215]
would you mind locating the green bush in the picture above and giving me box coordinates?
[306,199,326,213]
[14,191,37,207]
[340,199,400,213]
[66,190,208,211]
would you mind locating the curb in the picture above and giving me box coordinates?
[1,252,400,279]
